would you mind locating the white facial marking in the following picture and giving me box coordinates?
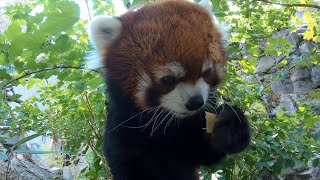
[214,63,224,79]
[202,59,213,72]
[160,78,209,117]
[167,62,186,77]
[202,60,225,81]
[155,62,186,80]
[136,72,151,101]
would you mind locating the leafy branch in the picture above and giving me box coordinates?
[256,0,320,9]
[80,92,102,139]
[86,140,111,176]
[1,66,99,90]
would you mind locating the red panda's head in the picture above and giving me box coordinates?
[88,0,226,118]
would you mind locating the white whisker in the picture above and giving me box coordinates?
[224,101,242,124]
[141,106,162,133]
[108,106,159,132]
[164,113,175,134]
[151,108,167,136]
[152,109,172,135]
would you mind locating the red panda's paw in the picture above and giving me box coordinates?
[210,105,250,154]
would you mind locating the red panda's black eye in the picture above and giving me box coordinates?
[203,69,211,79]
[160,76,177,86]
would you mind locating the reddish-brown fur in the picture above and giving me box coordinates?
[104,0,226,109]
[98,2,251,179]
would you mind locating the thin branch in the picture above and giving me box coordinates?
[85,0,92,20]
[84,92,96,122]
[255,0,320,9]
[81,110,101,139]
[86,141,111,176]
[81,92,102,138]
[5,153,11,180]
[1,66,99,90]
[0,126,11,130]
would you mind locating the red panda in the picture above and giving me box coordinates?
[88,1,250,179]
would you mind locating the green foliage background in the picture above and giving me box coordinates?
[0,0,319,179]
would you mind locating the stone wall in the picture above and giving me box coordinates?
[251,27,320,180]
[253,27,320,115]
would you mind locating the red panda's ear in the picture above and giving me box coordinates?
[199,0,228,46]
[87,16,122,68]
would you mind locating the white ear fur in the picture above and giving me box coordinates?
[199,0,229,45]
[86,16,122,69]
[89,16,122,52]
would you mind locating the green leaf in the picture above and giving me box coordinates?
[297,59,308,67]
[309,55,319,65]
[304,116,317,127]
[310,91,320,99]
[11,32,45,55]
[0,34,5,43]
[284,159,295,168]
[259,160,276,167]
[313,159,320,167]
[313,131,320,141]
[132,0,143,7]
[87,76,104,89]
[0,69,11,80]
[10,94,22,101]
[277,60,287,67]
[65,71,83,81]
[314,36,320,42]
[53,34,72,52]
[215,12,227,17]
[13,60,25,74]
[0,53,9,65]
[4,20,23,41]
[40,1,80,34]
[12,133,44,149]
[93,157,102,170]
[21,51,33,58]
[265,45,277,56]
[75,81,87,92]
[27,78,37,90]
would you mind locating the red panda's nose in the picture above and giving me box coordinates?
[186,95,204,111]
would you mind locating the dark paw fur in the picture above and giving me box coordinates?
[211,105,250,154]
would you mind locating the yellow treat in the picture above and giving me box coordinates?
[205,112,218,134]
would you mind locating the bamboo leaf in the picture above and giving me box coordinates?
[12,133,44,149]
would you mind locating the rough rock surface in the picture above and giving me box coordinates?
[254,29,320,116]
[0,144,58,180]
[252,28,320,179]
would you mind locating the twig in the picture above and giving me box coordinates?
[5,153,11,180]
[1,66,99,90]
[80,93,102,139]
[85,0,92,20]
[84,92,96,122]
[84,92,102,138]
[81,111,101,139]
[87,141,111,176]
[255,0,320,9]
[0,126,10,130]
